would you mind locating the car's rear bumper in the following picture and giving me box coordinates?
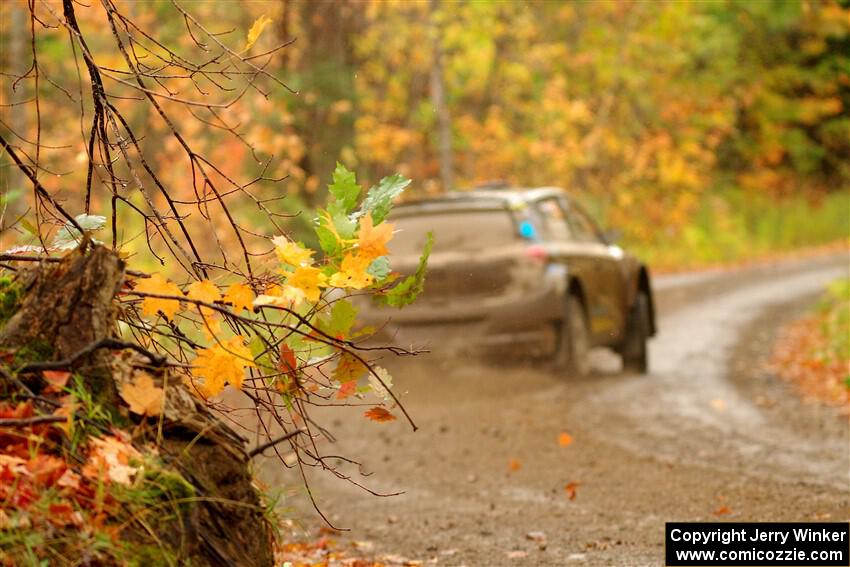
[356,271,564,356]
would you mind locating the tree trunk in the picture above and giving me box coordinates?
[430,0,454,192]
[0,246,274,566]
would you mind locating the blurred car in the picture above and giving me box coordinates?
[363,186,656,375]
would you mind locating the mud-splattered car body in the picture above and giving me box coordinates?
[362,187,657,373]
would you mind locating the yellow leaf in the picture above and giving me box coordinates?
[272,235,313,267]
[286,266,327,302]
[333,352,367,383]
[224,283,254,312]
[192,336,255,396]
[187,280,221,335]
[135,274,183,319]
[253,284,305,309]
[244,14,272,51]
[187,280,220,305]
[329,253,374,290]
[120,373,164,417]
[357,215,394,261]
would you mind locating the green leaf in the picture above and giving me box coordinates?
[0,189,22,206]
[331,209,357,240]
[52,214,106,250]
[356,174,411,225]
[314,212,340,256]
[324,299,358,338]
[367,256,390,279]
[377,231,432,308]
[328,163,360,214]
[19,218,39,238]
[249,336,274,370]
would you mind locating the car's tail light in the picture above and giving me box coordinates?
[525,244,548,263]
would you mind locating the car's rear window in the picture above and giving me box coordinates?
[389,209,517,256]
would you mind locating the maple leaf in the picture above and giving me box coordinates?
[187,279,221,304]
[187,280,222,334]
[336,380,357,399]
[42,370,71,393]
[368,366,393,401]
[329,253,374,290]
[286,266,327,302]
[558,432,573,447]
[272,235,314,267]
[224,283,254,312]
[83,435,142,486]
[279,343,298,374]
[564,481,580,500]
[193,335,255,396]
[119,372,164,417]
[333,352,367,383]
[253,284,305,309]
[357,215,394,261]
[135,274,183,319]
[364,406,396,422]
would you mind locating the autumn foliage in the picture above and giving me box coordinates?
[0,1,433,563]
[770,278,850,411]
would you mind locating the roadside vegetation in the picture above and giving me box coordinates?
[0,0,847,563]
[770,278,850,411]
[0,0,430,563]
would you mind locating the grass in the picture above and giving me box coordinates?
[625,189,849,270]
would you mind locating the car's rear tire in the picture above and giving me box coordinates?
[621,290,650,374]
[554,294,591,377]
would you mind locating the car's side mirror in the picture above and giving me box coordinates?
[603,228,623,244]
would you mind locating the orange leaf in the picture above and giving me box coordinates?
[135,274,183,319]
[224,283,254,312]
[714,506,732,516]
[43,370,71,393]
[357,215,394,261]
[508,458,522,472]
[564,481,580,500]
[279,343,297,374]
[192,336,255,396]
[119,373,164,417]
[558,432,573,447]
[337,380,357,399]
[364,407,396,422]
[334,352,367,383]
[186,279,220,304]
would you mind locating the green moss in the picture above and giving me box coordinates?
[12,340,54,366]
[0,277,22,327]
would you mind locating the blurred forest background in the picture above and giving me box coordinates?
[1,0,848,270]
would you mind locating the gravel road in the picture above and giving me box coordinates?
[261,252,849,566]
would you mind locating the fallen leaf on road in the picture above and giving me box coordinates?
[714,506,732,516]
[558,431,573,447]
[564,481,580,500]
[508,458,522,472]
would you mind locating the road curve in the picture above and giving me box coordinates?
[264,252,849,566]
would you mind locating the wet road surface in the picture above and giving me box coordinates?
[261,253,849,566]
